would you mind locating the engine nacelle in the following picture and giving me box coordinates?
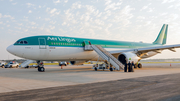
[118,52,140,64]
[70,61,85,65]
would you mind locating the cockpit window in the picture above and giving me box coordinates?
[16,41,20,44]
[24,41,28,44]
[15,40,28,44]
[20,41,23,44]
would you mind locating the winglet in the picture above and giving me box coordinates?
[153,24,168,45]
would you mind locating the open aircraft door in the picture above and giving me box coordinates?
[84,40,93,51]
[84,40,91,45]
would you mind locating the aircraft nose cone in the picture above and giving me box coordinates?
[7,44,14,54]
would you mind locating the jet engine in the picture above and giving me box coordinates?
[118,52,141,64]
[70,61,85,65]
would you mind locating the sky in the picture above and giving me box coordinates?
[0,0,180,60]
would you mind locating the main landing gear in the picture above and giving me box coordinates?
[37,61,45,72]
[134,63,142,68]
[138,63,142,68]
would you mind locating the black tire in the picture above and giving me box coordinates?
[26,66,29,68]
[10,65,12,68]
[95,67,97,71]
[38,67,45,72]
[109,67,113,71]
[16,65,19,68]
[38,67,41,71]
[40,67,45,72]
[138,63,142,68]
[134,64,138,68]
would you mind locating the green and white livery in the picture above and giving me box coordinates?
[7,24,180,71]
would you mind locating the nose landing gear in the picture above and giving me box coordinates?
[37,61,45,72]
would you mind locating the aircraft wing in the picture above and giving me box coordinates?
[110,44,180,54]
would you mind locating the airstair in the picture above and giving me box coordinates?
[19,60,34,68]
[90,45,124,70]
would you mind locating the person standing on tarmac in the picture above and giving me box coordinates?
[104,60,108,70]
[131,61,135,72]
[109,64,113,71]
[128,61,131,72]
[124,62,128,72]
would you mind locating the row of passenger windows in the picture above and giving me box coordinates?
[52,42,83,46]
[16,41,28,44]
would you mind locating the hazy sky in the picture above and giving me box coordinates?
[0,0,180,60]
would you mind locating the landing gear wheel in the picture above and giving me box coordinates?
[38,67,45,72]
[26,66,29,68]
[134,64,138,69]
[109,67,113,71]
[38,67,40,71]
[40,67,45,72]
[94,67,97,71]
[37,61,45,72]
[16,65,19,68]
[138,63,142,68]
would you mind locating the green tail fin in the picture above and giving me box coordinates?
[153,24,168,45]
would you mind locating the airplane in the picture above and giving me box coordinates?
[6,24,180,72]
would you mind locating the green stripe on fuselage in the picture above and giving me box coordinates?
[13,35,161,49]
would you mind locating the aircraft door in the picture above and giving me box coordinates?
[38,38,46,49]
[84,40,91,46]
[38,38,48,60]
[84,40,93,51]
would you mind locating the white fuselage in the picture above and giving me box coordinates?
[7,44,157,61]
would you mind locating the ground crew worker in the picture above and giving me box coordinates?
[110,64,113,71]
[131,61,134,72]
[104,60,108,69]
[128,61,131,72]
[124,62,128,72]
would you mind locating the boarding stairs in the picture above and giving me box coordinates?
[19,60,34,68]
[90,45,124,70]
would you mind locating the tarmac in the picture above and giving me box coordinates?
[0,63,180,101]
